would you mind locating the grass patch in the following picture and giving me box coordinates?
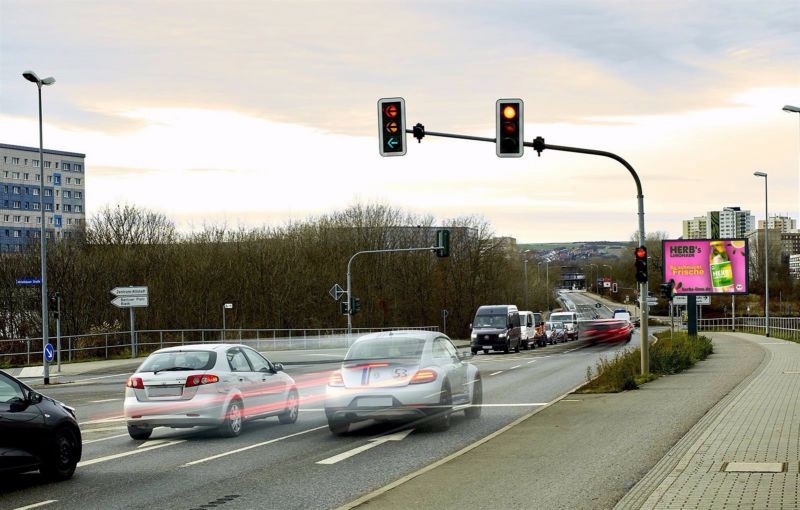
[578,331,713,393]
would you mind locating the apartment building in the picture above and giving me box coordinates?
[0,143,86,252]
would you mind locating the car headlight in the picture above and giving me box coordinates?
[471,333,477,339]
[499,333,506,338]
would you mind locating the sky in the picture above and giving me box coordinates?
[1,0,798,243]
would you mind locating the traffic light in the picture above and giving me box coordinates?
[350,297,361,315]
[49,292,60,319]
[634,246,648,283]
[496,99,524,158]
[660,282,670,299]
[435,229,450,258]
[378,97,406,157]
[339,301,349,316]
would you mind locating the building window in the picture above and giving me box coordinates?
[12,201,20,209]
[45,203,52,211]
[66,177,71,184]
[24,216,29,222]
[62,163,71,171]
[47,176,52,183]
[2,185,7,193]
[75,178,81,184]
[67,218,73,225]
[55,162,58,169]
[55,190,59,197]
[63,191,71,198]
[13,230,20,238]
[35,174,40,181]
[75,191,82,198]
[24,159,28,165]
[44,161,51,168]
[32,203,40,210]
[13,215,20,222]
[12,186,20,194]
[53,175,61,186]
[33,160,39,167]
[11,157,19,164]
[44,189,52,197]
[12,172,19,179]
[75,205,82,213]
[32,188,39,196]
[2,215,8,221]
[23,173,29,180]
[75,164,82,172]
[55,204,60,211]
[63,204,71,212]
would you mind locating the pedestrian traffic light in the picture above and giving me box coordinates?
[350,297,361,315]
[496,99,523,158]
[634,246,648,283]
[378,97,406,157]
[435,229,450,258]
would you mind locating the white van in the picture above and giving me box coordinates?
[548,311,579,340]
[519,311,536,350]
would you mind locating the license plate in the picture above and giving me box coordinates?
[147,386,183,397]
[358,397,392,407]
[482,345,493,350]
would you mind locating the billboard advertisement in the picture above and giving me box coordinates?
[662,239,749,295]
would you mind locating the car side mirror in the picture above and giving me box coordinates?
[273,363,284,372]
[468,323,472,329]
[26,391,43,404]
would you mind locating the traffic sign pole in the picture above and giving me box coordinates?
[130,308,136,358]
[56,293,61,372]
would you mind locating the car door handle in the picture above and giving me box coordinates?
[238,377,245,382]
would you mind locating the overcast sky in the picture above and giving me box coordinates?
[1,0,798,242]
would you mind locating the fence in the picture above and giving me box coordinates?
[698,317,800,341]
[0,326,439,367]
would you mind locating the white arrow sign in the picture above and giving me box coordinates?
[111,286,148,297]
[316,428,413,465]
[111,295,149,308]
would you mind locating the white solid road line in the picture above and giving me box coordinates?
[82,433,128,445]
[72,373,131,383]
[78,416,125,426]
[489,371,503,376]
[88,398,121,403]
[78,439,186,467]
[510,365,521,370]
[181,426,327,467]
[13,501,58,510]
[317,429,413,465]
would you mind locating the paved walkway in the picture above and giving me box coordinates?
[346,332,800,509]
[616,332,800,509]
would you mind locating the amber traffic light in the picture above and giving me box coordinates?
[496,99,523,157]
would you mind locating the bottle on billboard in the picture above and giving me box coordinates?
[709,240,735,292]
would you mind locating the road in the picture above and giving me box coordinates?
[3,292,642,510]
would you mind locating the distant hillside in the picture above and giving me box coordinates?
[518,241,628,252]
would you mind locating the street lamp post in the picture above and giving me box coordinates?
[588,264,598,292]
[784,105,800,225]
[23,70,55,385]
[523,259,529,309]
[754,171,769,337]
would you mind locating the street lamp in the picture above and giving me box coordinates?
[784,105,800,224]
[754,171,769,337]
[588,263,598,293]
[523,259,529,309]
[23,70,55,385]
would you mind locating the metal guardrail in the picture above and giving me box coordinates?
[0,326,440,367]
[698,317,800,341]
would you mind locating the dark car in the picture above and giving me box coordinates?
[470,305,522,354]
[0,370,82,480]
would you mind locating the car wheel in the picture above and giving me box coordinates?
[464,377,482,419]
[127,424,153,440]
[327,418,349,435]
[278,388,300,424]
[40,426,80,481]
[483,349,489,355]
[219,399,244,437]
[425,380,452,432]
[471,348,478,355]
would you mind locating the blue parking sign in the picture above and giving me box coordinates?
[44,343,54,362]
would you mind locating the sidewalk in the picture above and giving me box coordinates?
[346,332,797,509]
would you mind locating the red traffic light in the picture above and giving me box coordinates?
[378,98,406,157]
[635,246,647,259]
[383,104,398,119]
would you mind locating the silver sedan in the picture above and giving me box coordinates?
[123,344,299,439]
[324,330,482,435]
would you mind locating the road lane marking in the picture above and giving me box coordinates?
[89,398,121,403]
[181,425,327,467]
[77,440,185,467]
[81,425,127,433]
[72,373,132,383]
[13,501,58,510]
[562,399,582,402]
[527,360,537,364]
[317,429,413,465]
[489,371,503,376]
[564,348,580,353]
[79,416,126,426]
[338,379,591,510]
[83,433,128,445]
[510,365,521,370]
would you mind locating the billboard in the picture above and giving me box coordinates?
[662,239,749,295]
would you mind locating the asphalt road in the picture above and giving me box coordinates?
[2,292,642,510]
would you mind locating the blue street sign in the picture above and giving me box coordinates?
[44,343,54,362]
[16,278,42,286]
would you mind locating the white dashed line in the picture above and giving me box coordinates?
[13,501,58,510]
[510,365,521,370]
[89,398,121,404]
[527,360,537,364]
[489,371,503,376]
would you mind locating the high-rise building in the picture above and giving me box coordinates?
[0,143,86,252]
[790,254,800,280]
[707,207,754,238]
[758,215,797,233]
[682,216,708,239]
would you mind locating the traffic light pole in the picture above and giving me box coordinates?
[406,126,650,374]
[346,245,442,337]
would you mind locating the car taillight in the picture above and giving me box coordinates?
[185,374,220,387]
[410,369,437,384]
[328,370,344,387]
[126,376,144,389]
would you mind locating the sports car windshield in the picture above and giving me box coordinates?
[473,315,506,328]
[346,337,426,361]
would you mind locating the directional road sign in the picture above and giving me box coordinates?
[646,297,658,306]
[696,296,710,305]
[44,343,54,362]
[16,278,42,286]
[111,286,148,297]
[673,295,688,305]
[111,295,149,308]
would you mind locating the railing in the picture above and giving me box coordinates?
[698,317,800,341]
[0,326,440,367]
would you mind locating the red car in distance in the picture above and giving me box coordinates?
[580,318,633,344]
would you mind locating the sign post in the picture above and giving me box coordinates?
[55,293,61,372]
[222,303,233,341]
[111,287,149,358]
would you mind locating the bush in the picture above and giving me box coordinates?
[579,331,713,393]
